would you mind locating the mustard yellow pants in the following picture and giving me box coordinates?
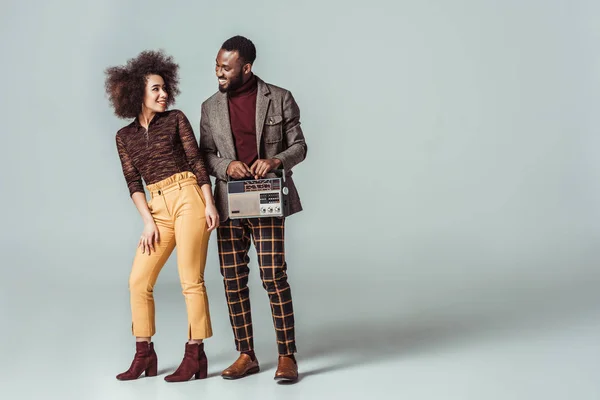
[129,172,212,339]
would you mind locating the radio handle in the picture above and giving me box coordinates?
[271,168,286,183]
[226,168,286,183]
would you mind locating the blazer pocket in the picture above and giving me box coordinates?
[264,115,283,143]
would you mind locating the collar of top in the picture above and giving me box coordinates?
[228,74,258,98]
[133,111,166,131]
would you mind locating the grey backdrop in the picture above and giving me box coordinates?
[1,1,599,399]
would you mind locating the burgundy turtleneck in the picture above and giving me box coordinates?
[228,74,258,166]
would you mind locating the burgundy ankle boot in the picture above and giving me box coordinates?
[116,341,158,381]
[164,342,208,382]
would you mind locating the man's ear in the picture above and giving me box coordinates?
[243,63,253,75]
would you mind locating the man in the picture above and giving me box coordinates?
[199,35,307,383]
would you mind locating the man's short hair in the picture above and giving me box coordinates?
[221,35,256,65]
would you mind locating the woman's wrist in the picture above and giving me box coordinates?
[200,184,215,206]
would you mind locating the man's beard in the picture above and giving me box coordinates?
[218,70,245,93]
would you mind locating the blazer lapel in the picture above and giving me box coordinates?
[215,92,236,159]
[255,77,271,157]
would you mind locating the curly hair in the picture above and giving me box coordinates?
[104,50,180,119]
[221,35,256,65]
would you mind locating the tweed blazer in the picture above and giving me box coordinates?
[199,76,307,221]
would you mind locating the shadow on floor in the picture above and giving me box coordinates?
[295,289,600,379]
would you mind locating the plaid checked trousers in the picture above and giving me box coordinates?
[217,217,296,355]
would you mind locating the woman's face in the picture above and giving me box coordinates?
[142,74,168,113]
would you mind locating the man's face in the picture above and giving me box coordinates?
[215,49,250,93]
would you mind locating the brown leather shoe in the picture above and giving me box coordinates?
[274,355,298,382]
[221,353,260,380]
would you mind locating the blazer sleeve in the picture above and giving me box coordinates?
[199,102,234,181]
[273,90,307,171]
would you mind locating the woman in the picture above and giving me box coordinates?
[105,50,219,382]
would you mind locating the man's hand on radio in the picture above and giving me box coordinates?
[250,158,282,179]
[227,161,252,179]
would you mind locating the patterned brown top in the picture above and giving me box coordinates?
[115,109,211,196]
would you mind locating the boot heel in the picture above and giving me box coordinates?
[195,358,208,379]
[145,360,158,377]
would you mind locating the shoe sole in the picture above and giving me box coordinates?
[221,366,260,380]
[274,375,298,383]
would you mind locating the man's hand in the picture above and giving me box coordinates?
[250,158,282,179]
[227,161,252,179]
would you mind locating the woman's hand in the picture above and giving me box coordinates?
[200,183,219,232]
[130,192,159,255]
[205,203,220,232]
[139,221,160,255]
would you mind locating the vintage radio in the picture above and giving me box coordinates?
[227,171,288,219]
